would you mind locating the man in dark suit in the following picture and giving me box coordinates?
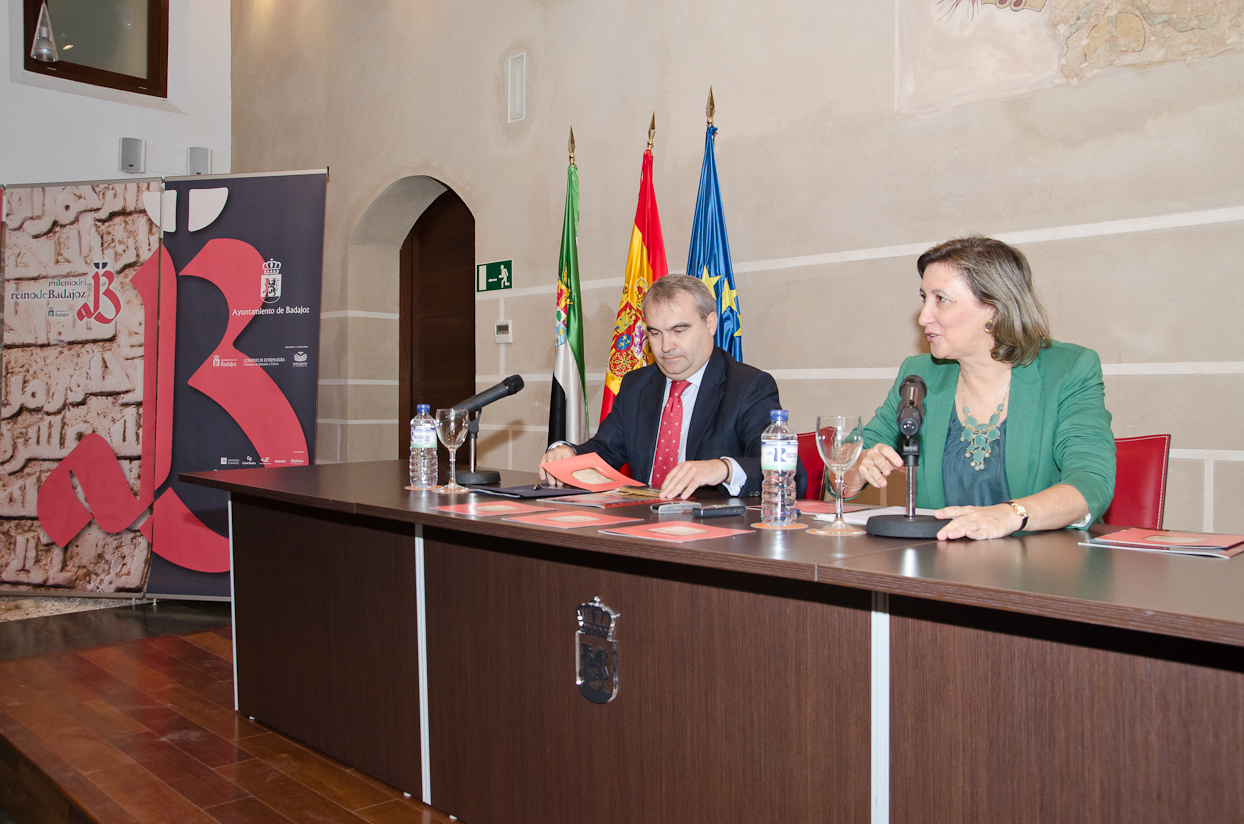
[540,274,806,500]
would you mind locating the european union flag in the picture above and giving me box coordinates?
[686,125,741,360]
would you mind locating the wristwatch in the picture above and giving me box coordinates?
[1003,500,1029,531]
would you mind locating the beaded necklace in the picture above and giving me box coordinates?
[959,372,1011,471]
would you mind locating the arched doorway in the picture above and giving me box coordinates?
[397,189,476,460]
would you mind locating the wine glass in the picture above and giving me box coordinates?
[808,415,866,536]
[434,408,470,493]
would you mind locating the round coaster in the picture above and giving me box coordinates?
[750,521,809,530]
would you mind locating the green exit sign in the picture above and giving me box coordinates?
[477,260,513,292]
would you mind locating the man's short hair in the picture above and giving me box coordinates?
[642,274,717,321]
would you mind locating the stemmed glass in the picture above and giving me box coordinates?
[434,408,470,493]
[808,415,866,536]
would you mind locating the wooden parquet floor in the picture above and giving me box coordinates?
[0,613,453,824]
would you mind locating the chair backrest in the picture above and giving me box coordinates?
[1102,435,1170,530]
[797,431,827,501]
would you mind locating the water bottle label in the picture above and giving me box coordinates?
[411,427,437,449]
[761,440,798,471]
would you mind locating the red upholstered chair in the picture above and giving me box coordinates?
[797,431,828,501]
[1102,435,1170,530]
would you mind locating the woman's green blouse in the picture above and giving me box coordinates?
[862,342,1116,520]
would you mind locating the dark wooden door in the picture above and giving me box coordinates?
[399,190,476,459]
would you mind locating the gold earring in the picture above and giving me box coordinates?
[984,320,994,333]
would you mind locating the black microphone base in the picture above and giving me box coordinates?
[454,469,501,486]
[865,514,951,539]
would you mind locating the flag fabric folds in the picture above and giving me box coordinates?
[549,162,589,446]
[601,149,668,422]
[686,125,741,361]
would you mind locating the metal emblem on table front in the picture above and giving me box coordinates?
[575,597,620,703]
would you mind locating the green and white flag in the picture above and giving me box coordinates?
[549,162,588,445]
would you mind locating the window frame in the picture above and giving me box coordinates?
[23,0,169,98]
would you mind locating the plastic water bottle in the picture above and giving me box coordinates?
[761,409,798,527]
[409,404,438,489]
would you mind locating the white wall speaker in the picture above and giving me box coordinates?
[119,137,146,174]
[188,147,212,175]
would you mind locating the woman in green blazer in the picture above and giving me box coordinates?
[842,237,1115,541]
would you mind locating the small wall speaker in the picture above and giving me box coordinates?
[188,147,212,175]
[119,138,146,174]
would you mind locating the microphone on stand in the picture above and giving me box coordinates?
[865,374,950,538]
[453,375,525,414]
[451,376,525,486]
[897,375,926,437]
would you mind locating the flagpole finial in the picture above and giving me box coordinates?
[647,113,656,151]
[706,87,715,126]
[568,127,575,166]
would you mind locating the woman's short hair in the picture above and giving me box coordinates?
[917,236,1051,366]
[643,273,717,321]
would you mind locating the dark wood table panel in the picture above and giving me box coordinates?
[822,529,1244,646]
[231,496,422,795]
[890,597,1244,824]
[189,461,916,582]
[424,527,872,824]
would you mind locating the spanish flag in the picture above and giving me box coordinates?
[601,148,668,421]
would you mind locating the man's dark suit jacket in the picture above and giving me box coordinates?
[575,347,808,498]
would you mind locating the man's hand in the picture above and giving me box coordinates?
[658,459,731,501]
[538,444,577,485]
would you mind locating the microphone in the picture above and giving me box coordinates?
[896,375,926,437]
[453,375,525,414]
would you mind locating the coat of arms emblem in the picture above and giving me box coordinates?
[576,597,619,703]
[261,258,282,303]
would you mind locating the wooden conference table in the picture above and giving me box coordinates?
[184,461,1244,824]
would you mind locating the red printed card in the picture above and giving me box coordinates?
[435,502,556,517]
[503,511,643,529]
[540,452,645,492]
[598,522,753,543]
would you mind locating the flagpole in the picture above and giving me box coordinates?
[600,115,669,423]
[687,86,742,361]
[549,125,589,445]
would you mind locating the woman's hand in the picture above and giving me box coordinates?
[933,504,1022,541]
[934,484,1089,541]
[841,443,904,496]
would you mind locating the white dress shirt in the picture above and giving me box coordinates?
[551,359,748,495]
[651,361,746,496]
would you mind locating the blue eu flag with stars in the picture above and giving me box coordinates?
[686,125,741,360]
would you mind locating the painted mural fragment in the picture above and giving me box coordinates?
[898,0,1244,115]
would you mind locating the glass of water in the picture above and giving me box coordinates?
[434,408,470,493]
[808,415,865,536]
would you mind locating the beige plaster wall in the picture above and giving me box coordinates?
[231,0,1244,532]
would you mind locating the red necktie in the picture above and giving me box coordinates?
[650,380,689,489]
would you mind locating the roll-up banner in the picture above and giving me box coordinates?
[0,172,327,599]
[149,171,327,598]
[1,180,162,593]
